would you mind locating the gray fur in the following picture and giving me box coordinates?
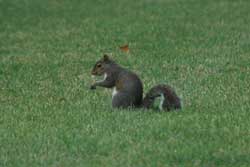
[142,84,181,111]
[91,55,143,108]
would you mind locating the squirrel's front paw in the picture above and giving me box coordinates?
[90,85,96,90]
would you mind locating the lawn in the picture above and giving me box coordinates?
[1,0,250,166]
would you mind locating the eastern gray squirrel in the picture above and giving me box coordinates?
[90,54,181,111]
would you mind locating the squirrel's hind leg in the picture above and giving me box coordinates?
[112,93,134,109]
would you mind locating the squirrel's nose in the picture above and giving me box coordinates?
[91,71,96,75]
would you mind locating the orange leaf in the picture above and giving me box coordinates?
[119,44,129,52]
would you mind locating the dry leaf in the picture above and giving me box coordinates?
[119,44,129,52]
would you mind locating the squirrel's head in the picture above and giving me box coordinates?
[91,54,114,76]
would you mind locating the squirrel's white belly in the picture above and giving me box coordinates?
[112,87,118,99]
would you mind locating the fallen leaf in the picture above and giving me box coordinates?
[119,44,129,52]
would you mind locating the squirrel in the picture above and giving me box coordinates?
[90,54,143,108]
[90,54,181,111]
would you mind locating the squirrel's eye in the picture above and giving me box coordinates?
[97,64,102,68]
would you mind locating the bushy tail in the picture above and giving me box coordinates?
[142,84,181,111]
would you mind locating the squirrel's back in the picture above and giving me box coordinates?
[113,69,143,107]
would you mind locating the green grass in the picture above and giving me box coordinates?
[1,0,250,166]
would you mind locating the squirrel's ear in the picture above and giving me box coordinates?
[103,54,109,61]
